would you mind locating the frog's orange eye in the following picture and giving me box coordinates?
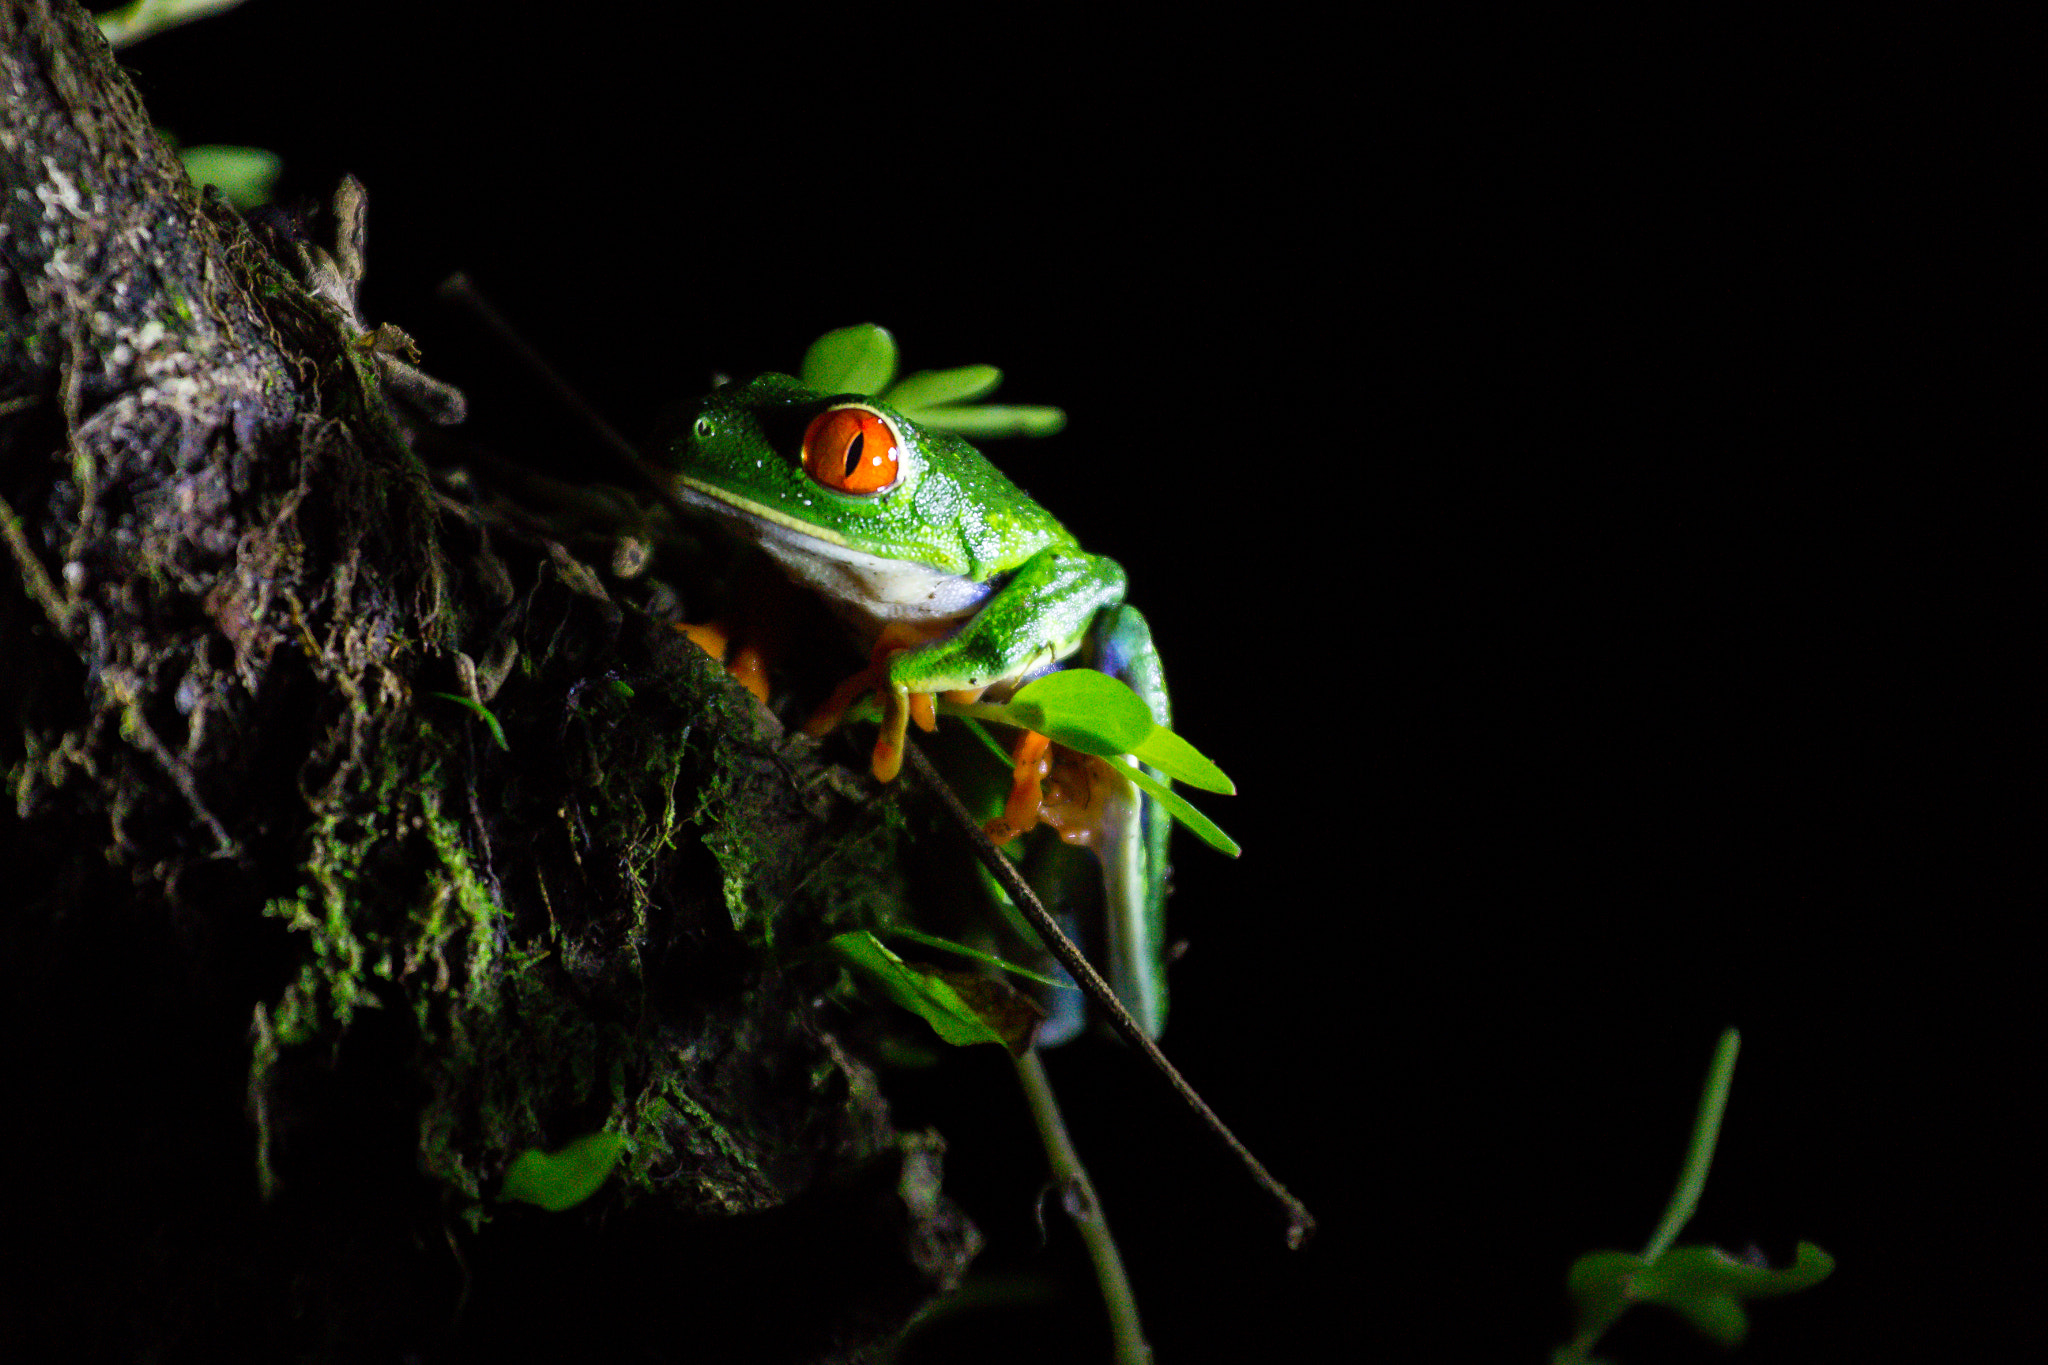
[801,405,901,495]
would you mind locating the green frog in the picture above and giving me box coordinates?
[665,373,1172,1039]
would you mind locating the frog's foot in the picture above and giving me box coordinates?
[805,625,949,782]
[802,661,880,737]
[871,684,914,782]
[803,667,924,781]
[986,740,1125,849]
[673,620,772,704]
[982,730,1053,845]
[1036,748,1123,850]
[676,619,730,661]
[727,643,770,704]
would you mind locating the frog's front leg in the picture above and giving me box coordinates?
[871,546,1127,780]
[810,547,1127,781]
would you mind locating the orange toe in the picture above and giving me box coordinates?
[727,643,771,705]
[1002,730,1053,835]
[675,620,730,662]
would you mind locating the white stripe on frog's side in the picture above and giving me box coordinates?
[674,480,993,629]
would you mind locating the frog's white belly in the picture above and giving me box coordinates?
[678,484,990,628]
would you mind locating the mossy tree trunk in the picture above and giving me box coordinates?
[1,4,975,1359]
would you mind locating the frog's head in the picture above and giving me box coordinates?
[666,373,1052,577]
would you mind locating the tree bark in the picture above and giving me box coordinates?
[1,4,975,1359]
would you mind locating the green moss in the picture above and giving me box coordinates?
[243,572,916,1228]
[618,1064,768,1204]
[419,788,505,985]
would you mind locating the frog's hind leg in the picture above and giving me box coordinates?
[983,730,1054,845]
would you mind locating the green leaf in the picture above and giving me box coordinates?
[962,670,1234,794]
[1125,762,1240,857]
[883,364,1002,409]
[905,404,1067,439]
[430,691,508,750]
[500,1132,626,1212]
[888,926,1063,988]
[802,324,897,396]
[179,145,281,209]
[1127,724,1234,794]
[96,0,246,49]
[1646,1242,1836,1302]
[1562,1249,1639,1346]
[1668,1292,1748,1345]
[1566,1242,1834,1351]
[942,671,1239,853]
[828,931,1007,1048]
[1000,669,1156,754]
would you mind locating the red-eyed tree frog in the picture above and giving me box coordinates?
[665,372,1175,1040]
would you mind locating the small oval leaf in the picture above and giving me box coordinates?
[1005,669,1156,754]
[500,1132,626,1212]
[802,324,898,396]
[883,364,1002,409]
[179,145,282,209]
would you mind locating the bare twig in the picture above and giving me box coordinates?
[907,743,1316,1249]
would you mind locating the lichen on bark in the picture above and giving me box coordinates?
[2,3,975,1360]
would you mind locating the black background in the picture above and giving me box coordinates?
[111,5,2028,1361]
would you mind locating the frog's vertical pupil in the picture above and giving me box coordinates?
[802,406,899,494]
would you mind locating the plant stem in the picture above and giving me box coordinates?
[1013,1050,1151,1365]
[1642,1028,1741,1262]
